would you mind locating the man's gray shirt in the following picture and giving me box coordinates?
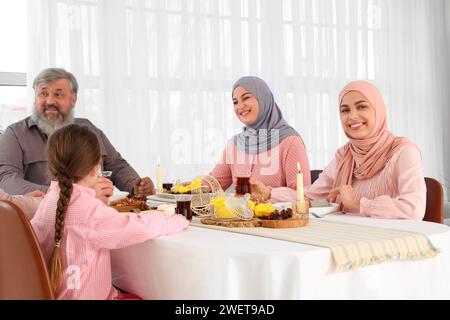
[0,117,139,195]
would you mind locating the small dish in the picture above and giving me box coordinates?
[309,202,339,218]
[147,194,177,204]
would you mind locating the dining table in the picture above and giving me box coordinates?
[111,213,450,300]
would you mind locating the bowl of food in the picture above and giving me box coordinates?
[110,197,149,212]
[108,188,129,204]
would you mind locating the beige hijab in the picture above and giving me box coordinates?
[333,81,412,188]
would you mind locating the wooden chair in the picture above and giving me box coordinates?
[310,169,323,184]
[0,200,54,299]
[423,177,444,224]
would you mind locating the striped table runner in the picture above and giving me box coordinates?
[192,218,439,271]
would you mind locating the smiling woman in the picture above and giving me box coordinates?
[233,86,260,126]
[306,80,426,221]
[339,91,376,140]
[209,76,311,204]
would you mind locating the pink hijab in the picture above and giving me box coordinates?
[333,81,412,188]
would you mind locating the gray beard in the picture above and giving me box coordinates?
[31,107,75,136]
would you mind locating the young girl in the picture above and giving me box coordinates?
[305,80,426,220]
[31,124,189,299]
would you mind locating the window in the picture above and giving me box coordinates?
[0,0,28,131]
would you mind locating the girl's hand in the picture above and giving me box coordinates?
[95,177,114,204]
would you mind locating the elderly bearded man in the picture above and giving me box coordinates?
[0,68,154,203]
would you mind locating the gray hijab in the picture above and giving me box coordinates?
[233,76,300,154]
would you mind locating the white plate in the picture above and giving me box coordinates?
[309,202,339,218]
[155,192,178,199]
[147,194,177,204]
[108,188,129,204]
[147,200,166,208]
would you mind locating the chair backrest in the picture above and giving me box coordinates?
[0,200,54,299]
[424,177,444,224]
[310,169,323,184]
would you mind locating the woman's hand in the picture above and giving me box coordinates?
[327,185,360,211]
[249,178,271,203]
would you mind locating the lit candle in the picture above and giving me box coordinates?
[156,156,163,193]
[296,162,304,201]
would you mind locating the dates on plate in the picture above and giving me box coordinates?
[259,208,293,220]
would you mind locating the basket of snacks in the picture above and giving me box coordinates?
[190,175,225,217]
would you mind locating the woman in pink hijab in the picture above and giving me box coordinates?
[305,80,426,220]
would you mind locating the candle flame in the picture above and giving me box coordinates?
[297,162,301,173]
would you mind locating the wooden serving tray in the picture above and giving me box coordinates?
[200,217,309,228]
[260,218,309,228]
[200,218,262,228]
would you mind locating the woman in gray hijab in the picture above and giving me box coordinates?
[210,76,311,203]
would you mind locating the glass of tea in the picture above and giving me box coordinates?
[98,171,113,180]
[235,172,251,196]
[175,194,193,221]
[162,182,174,193]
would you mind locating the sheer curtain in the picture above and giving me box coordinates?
[27,0,450,196]
[444,0,450,199]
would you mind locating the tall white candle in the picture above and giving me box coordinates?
[296,162,304,201]
[156,156,163,192]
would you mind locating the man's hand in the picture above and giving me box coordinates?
[133,177,155,199]
[94,177,114,205]
[25,190,46,198]
[249,178,271,203]
[327,185,360,212]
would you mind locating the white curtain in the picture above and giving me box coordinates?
[27,0,450,197]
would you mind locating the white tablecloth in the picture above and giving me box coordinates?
[111,214,450,299]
